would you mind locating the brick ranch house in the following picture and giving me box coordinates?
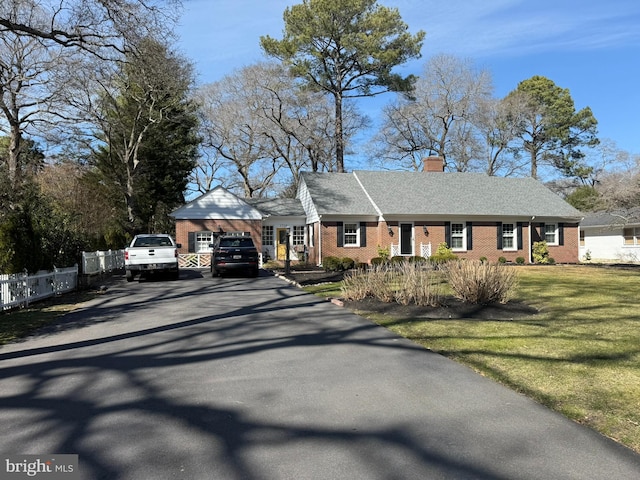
[171,157,583,265]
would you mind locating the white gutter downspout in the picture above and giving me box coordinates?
[318,215,322,267]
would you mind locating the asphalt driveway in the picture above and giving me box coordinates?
[0,270,638,479]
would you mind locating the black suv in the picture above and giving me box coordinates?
[210,235,260,277]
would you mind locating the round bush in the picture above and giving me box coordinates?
[340,257,355,270]
[323,256,342,272]
[370,257,386,266]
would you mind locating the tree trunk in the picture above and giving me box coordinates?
[8,124,21,189]
[530,148,538,179]
[334,92,344,173]
[125,161,137,231]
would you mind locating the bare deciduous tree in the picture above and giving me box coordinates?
[372,54,493,172]
[196,73,279,198]
[0,2,78,190]
[196,62,366,197]
[474,94,530,176]
[0,0,180,59]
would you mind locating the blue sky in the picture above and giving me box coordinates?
[176,0,640,166]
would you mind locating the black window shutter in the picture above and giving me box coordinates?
[539,223,545,241]
[466,222,473,250]
[360,222,367,247]
[558,223,564,246]
[496,223,503,250]
[188,232,195,253]
[444,222,451,247]
[517,222,523,250]
[337,222,343,247]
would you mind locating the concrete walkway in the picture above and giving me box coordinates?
[0,270,638,479]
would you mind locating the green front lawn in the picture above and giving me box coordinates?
[313,265,640,453]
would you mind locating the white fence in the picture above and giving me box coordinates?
[1,266,78,311]
[390,242,432,258]
[178,253,211,269]
[0,249,125,311]
[82,250,125,275]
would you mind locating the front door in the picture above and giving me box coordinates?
[400,223,413,255]
[277,228,288,260]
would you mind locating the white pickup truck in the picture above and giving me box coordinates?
[124,234,181,282]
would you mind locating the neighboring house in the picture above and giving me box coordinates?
[579,211,640,263]
[171,157,583,266]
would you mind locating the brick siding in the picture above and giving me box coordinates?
[175,219,262,254]
[309,220,578,265]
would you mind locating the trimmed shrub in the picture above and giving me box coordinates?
[479,256,488,263]
[370,257,386,266]
[444,259,518,305]
[498,256,507,264]
[516,257,525,265]
[340,257,355,270]
[323,256,342,272]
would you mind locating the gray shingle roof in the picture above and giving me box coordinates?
[300,172,380,216]
[245,198,305,217]
[300,171,582,219]
[581,209,640,227]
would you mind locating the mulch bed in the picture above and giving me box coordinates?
[343,296,538,321]
[280,269,538,320]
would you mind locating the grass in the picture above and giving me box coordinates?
[0,291,97,344]
[308,265,640,453]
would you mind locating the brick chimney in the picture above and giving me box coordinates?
[423,156,444,172]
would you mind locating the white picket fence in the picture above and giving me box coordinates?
[0,250,125,311]
[82,250,125,275]
[0,266,79,310]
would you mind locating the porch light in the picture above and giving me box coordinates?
[423,225,429,236]
[387,225,394,236]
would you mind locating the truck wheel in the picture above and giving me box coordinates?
[211,267,218,278]
[126,270,134,282]
[172,269,180,280]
